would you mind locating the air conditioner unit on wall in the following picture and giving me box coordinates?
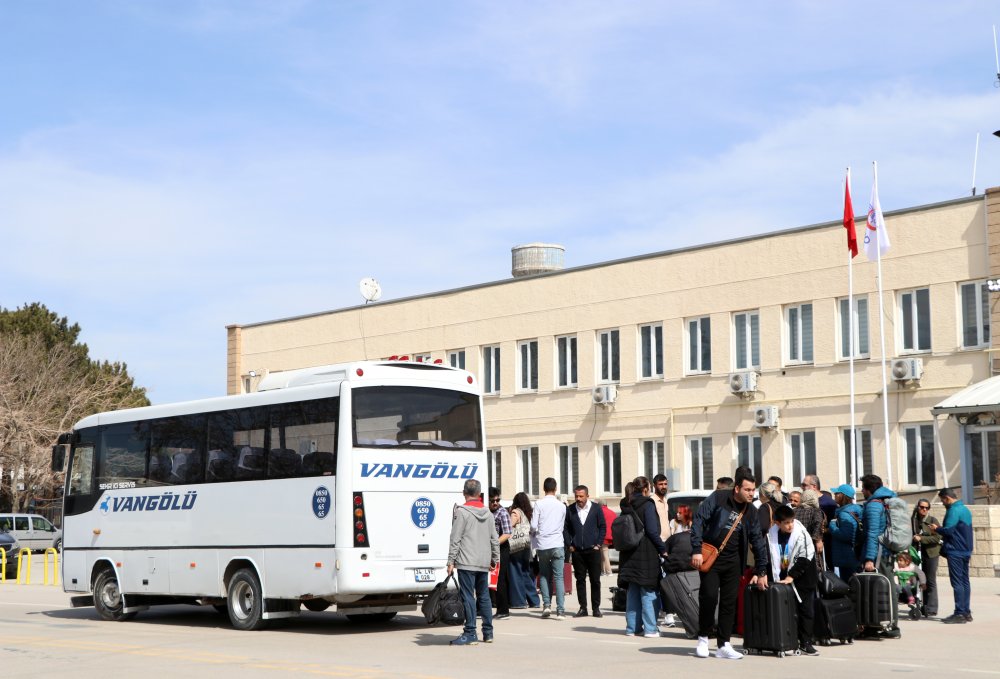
[729,371,758,395]
[891,357,924,382]
[753,405,779,429]
[592,385,618,406]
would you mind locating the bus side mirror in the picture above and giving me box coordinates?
[52,445,66,472]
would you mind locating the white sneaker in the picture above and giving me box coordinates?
[554,613,566,621]
[695,637,710,658]
[715,643,744,660]
[541,606,551,619]
[643,631,660,638]
[664,613,676,628]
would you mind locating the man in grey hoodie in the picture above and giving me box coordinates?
[447,479,500,645]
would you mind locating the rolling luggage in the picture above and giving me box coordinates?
[742,582,799,657]
[849,572,897,630]
[815,596,857,645]
[660,571,700,639]
[610,586,627,612]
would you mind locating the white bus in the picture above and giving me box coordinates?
[51,361,485,630]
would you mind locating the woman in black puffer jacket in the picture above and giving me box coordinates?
[618,476,668,637]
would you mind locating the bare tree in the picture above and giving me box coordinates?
[0,332,147,511]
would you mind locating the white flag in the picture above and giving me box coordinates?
[863,175,891,261]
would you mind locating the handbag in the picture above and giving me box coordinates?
[698,506,745,573]
[817,569,851,598]
[421,573,465,626]
[509,510,531,553]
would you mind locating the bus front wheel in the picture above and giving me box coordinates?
[93,569,136,622]
[227,568,268,631]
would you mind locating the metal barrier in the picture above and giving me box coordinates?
[17,549,32,585]
[0,549,6,583]
[44,548,59,586]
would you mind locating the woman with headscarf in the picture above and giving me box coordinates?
[795,489,826,555]
[756,481,784,536]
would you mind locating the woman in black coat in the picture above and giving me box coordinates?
[618,476,668,637]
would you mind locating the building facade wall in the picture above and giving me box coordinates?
[229,196,994,503]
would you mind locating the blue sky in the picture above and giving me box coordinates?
[3,1,999,405]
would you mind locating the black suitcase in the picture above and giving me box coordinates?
[815,596,857,645]
[609,586,627,612]
[849,572,896,630]
[742,583,799,657]
[660,571,700,639]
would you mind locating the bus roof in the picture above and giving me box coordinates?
[71,361,477,431]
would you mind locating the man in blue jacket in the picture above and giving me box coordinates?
[827,483,861,576]
[930,487,974,624]
[858,474,901,638]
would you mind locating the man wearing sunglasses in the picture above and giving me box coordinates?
[911,499,942,617]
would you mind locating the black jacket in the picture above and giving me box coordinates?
[691,489,769,577]
[618,495,666,587]
[663,531,695,574]
[564,501,607,551]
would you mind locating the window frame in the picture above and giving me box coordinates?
[597,329,621,384]
[688,436,713,490]
[601,441,622,495]
[838,295,870,360]
[959,281,990,349]
[556,335,578,388]
[735,433,762,478]
[558,444,579,494]
[486,447,502,492]
[517,339,539,392]
[789,430,817,483]
[448,350,466,370]
[841,427,873,486]
[519,446,540,496]
[733,310,760,370]
[641,439,665,479]
[686,316,712,374]
[898,287,932,353]
[482,345,501,395]
[639,323,664,379]
[785,302,814,365]
[903,424,936,488]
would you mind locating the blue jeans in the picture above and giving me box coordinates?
[946,554,971,616]
[537,547,566,613]
[625,583,658,635]
[457,569,493,638]
[508,549,540,607]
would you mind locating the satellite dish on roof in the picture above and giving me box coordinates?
[359,277,382,303]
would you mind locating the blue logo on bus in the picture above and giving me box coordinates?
[360,462,478,479]
[99,491,198,514]
[411,497,435,529]
[313,486,331,519]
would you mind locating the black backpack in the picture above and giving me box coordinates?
[611,504,646,551]
[421,573,465,625]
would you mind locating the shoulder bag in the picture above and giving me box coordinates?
[699,506,745,573]
[509,509,531,554]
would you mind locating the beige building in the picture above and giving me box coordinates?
[228,189,1000,510]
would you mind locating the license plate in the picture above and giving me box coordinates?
[414,568,435,582]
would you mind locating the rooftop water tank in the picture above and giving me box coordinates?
[511,243,565,278]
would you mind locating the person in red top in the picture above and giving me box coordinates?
[600,500,617,575]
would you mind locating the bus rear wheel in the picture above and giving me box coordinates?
[227,568,268,631]
[346,612,397,623]
[94,569,136,622]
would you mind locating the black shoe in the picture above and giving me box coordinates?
[494,613,510,620]
[942,614,967,625]
[574,609,588,618]
[964,614,973,622]
[593,609,603,618]
[800,643,819,656]
[879,627,901,639]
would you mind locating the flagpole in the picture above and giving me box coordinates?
[847,167,857,487]
[873,161,894,488]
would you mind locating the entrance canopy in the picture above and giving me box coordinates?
[932,374,1000,419]
[931,374,1000,502]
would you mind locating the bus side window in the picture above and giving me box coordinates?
[68,444,96,496]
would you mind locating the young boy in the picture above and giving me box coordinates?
[895,550,926,606]
[766,504,818,656]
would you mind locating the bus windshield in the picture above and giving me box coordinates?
[352,386,482,450]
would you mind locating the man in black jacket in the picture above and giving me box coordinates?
[690,466,769,660]
[565,485,607,618]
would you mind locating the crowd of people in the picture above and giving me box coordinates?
[445,468,976,654]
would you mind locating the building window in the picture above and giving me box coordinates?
[687,316,711,373]
[559,445,579,493]
[556,335,578,387]
[842,428,873,485]
[242,376,252,393]
[449,350,466,370]
[786,303,813,364]
[413,353,432,363]
[789,431,817,483]
[483,345,500,394]
[960,281,990,348]
[736,434,762,477]
[601,442,622,495]
[640,323,664,379]
[904,424,935,488]
[839,296,870,359]
[689,437,713,490]
[642,440,665,478]
[487,448,502,492]
[518,340,539,391]
[519,446,540,496]
[734,311,760,370]
[899,288,931,352]
[970,431,1000,487]
[598,329,620,383]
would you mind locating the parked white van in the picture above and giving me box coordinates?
[0,514,61,552]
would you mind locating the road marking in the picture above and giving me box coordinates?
[879,662,924,668]
[549,636,575,640]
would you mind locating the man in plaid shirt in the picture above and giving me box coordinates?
[489,487,513,619]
